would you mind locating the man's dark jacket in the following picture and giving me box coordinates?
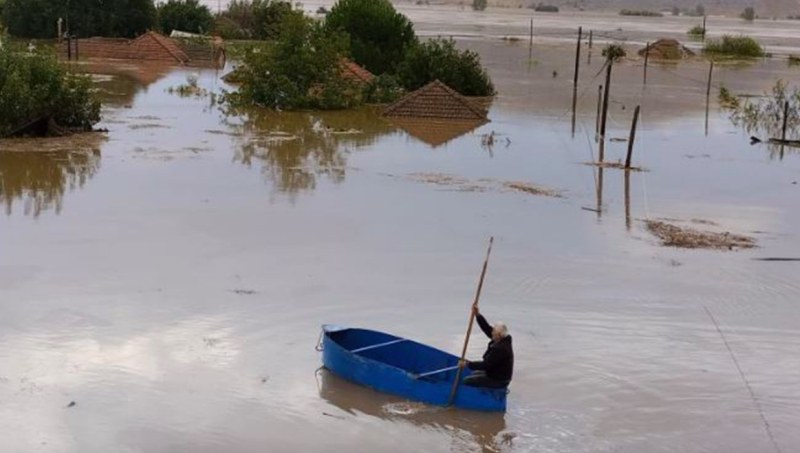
[467,313,514,382]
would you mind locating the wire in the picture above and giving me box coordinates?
[703,306,782,453]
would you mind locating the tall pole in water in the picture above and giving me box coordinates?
[599,60,613,162]
[571,27,582,136]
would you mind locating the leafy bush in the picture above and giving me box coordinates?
[364,74,403,104]
[397,37,494,96]
[0,47,100,136]
[619,9,663,17]
[472,0,487,11]
[227,14,358,110]
[718,85,739,108]
[533,4,559,12]
[728,80,800,137]
[704,35,764,58]
[740,7,755,21]
[157,0,214,35]
[218,0,302,39]
[3,0,156,38]
[325,0,417,75]
[687,25,705,37]
[789,55,800,66]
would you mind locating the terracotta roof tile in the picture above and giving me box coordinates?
[383,80,488,120]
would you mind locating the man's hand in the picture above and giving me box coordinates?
[458,359,469,368]
[472,305,480,317]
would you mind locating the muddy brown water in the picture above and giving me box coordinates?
[2,13,800,453]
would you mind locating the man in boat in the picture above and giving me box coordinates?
[462,306,513,389]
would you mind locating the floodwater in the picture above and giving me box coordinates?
[2,11,800,453]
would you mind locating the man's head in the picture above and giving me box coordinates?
[491,322,509,342]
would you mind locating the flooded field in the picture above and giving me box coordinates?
[2,9,800,453]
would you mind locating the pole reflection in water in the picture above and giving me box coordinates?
[624,169,631,230]
[316,369,511,453]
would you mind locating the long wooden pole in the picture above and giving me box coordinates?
[571,27,582,137]
[643,41,650,85]
[599,60,613,162]
[448,236,495,406]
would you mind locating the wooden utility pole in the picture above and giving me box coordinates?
[626,105,641,169]
[643,42,650,85]
[705,60,714,135]
[529,18,533,48]
[571,27,582,136]
[702,15,707,39]
[599,61,613,162]
[781,101,790,142]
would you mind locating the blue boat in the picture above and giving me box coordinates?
[319,324,507,412]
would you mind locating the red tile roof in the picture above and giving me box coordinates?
[383,80,488,120]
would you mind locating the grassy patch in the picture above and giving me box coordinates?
[687,25,705,37]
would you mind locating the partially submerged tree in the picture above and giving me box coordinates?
[740,7,755,21]
[0,47,100,137]
[157,0,214,35]
[704,35,764,58]
[227,14,359,110]
[397,37,495,96]
[602,43,626,62]
[472,0,487,11]
[325,0,417,75]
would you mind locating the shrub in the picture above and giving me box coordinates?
[3,0,156,39]
[687,25,705,37]
[157,0,214,35]
[533,4,559,12]
[619,9,663,17]
[704,35,764,57]
[397,37,495,96]
[789,54,800,66]
[718,85,739,108]
[325,0,417,75]
[472,0,487,11]
[364,74,404,104]
[226,14,358,110]
[740,7,755,21]
[0,47,100,136]
[602,43,626,62]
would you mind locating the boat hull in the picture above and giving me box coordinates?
[320,325,507,412]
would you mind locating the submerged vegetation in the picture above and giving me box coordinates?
[397,38,495,96]
[619,9,663,17]
[0,47,100,137]
[602,44,626,62]
[229,0,495,110]
[157,0,215,35]
[687,25,705,38]
[325,0,417,75]
[703,35,764,58]
[3,0,156,38]
[723,81,800,139]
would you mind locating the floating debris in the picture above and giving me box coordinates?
[644,219,756,250]
[407,173,562,198]
[503,181,562,198]
[67,401,76,408]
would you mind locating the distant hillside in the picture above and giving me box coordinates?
[402,0,799,17]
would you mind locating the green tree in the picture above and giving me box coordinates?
[397,37,494,96]
[741,7,755,21]
[325,0,417,75]
[472,0,487,11]
[3,0,155,38]
[228,14,357,110]
[220,0,300,39]
[0,46,100,136]
[157,0,214,35]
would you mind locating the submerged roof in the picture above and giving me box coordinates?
[339,59,375,85]
[383,80,488,120]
